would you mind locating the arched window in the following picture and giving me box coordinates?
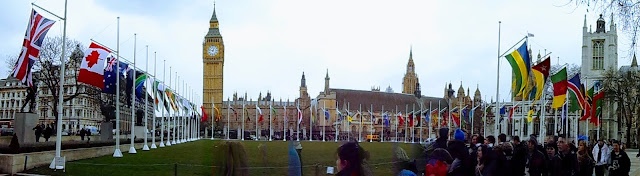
[593,40,604,70]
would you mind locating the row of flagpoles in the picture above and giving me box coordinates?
[11,2,205,170]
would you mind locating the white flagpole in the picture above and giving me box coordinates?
[405,104,408,143]
[495,21,501,138]
[255,103,259,141]
[395,105,398,142]
[429,102,432,139]
[297,103,300,141]
[142,45,150,151]
[347,103,350,141]
[420,103,423,143]
[284,103,287,141]
[212,96,215,140]
[412,104,415,143]
[269,103,272,141]
[323,102,326,141]
[242,101,245,141]
[49,0,69,168]
[359,104,362,142]
[129,33,137,154]
[370,104,373,142]
[151,51,157,149]
[159,59,165,147]
[112,16,123,158]
[310,102,313,141]
[171,73,176,145]
[381,105,384,142]
[334,101,338,142]
[229,97,231,140]
[166,68,172,146]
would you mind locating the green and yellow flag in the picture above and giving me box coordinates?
[505,41,531,98]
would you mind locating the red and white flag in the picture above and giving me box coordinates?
[257,105,264,122]
[11,9,56,86]
[78,42,111,88]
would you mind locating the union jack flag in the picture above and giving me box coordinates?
[11,9,56,87]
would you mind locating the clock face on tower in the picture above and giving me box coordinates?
[207,45,219,56]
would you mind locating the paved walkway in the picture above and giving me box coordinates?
[628,150,640,176]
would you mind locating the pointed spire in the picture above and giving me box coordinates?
[410,45,413,60]
[583,14,587,28]
[210,1,218,23]
[325,69,329,79]
[632,54,638,67]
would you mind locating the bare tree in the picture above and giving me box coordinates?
[571,0,640,54]
[602,68,639,146]
[5,36,101,123]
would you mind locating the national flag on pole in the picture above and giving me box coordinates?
[230,105,238,121]
[591,90,604,126]
[527,109,534,123]
[397,113,404,126]
[257,105,264,123]
[551,67,568,109]
[200,106,208,122]
[508,104,518,122]
[505,41,530,98]
[297,106,303,124]
[78,42,111,88]
[12,9,56,87]
[430,109,438,127]
[568,73,585,112]
[499,105,506,123]
[271,105,277,120]
[451,109,460,127]
[135,73,147,100]
[531,57,551,102]
[214,107,221,121]
[383,113,389,127]
[102,55,120,94]
[324,109,330,121]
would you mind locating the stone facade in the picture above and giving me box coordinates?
[202,5,225,119]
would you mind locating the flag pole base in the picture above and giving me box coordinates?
[49,156,65,170]
[159,142,165,147]
[128,146,137,154]
[113,149,123,157]
[151,143,157,149]
[171,141,176,144]
[142,145,150,151]
[166,141,172,146]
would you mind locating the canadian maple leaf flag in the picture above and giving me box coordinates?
[78,42,111,88]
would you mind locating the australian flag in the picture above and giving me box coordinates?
[102,55,124,94]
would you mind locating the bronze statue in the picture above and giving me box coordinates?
[21,84,37,113]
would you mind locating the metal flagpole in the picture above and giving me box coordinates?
[381,105,384,142]
[540,90,546,146]
[405,104,408,143]
[395,105,398,142]
[242,100,245,141]
[420,103,423,143]
[111,16,124,157]
[142,45,150,151]
[429,102,432,139]
[412,104,415,143]
[47,0,69,168]
[438,100,441,134]
[255,103,258,141]
[269,102,272,141]
[297,103,300,141]
[171,73,176,145]
[159,59,165,147]
[226,99,230,140]
[174,76,179,144]
[166,67,172,146]
[359,104,362,142]
[348,103,350,141]
[370,104,373,143]
[128,33,137,154]
[310,102,313,141]
[151,51,157,149]
[495,21,501,138]
[215,96,218,140]
[284,103,287,142]
[322,102,326,141]
[335,101,338,142]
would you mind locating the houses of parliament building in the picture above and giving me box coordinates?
[202,5,484,139]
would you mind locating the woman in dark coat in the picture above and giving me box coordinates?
[475,144,497,176]
[577,140,594,176]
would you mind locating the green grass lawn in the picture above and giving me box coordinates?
[25,140,420,175]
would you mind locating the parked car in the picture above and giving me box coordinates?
[0,128,14,136]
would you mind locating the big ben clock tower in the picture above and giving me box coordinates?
[203,4,224,119]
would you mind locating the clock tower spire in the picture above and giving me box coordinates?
[203,3,224,119]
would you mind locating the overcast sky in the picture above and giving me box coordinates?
[0,0,635,105]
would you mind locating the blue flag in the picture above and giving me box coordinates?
[499,106,506,123]
[324,110,330,120]
[383,113,389,127]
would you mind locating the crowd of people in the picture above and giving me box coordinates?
[214,127,634,176]
[412,128,632,176]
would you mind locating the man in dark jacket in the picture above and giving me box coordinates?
[557,136,578,176]
[512,136,527,176]
[609,140,630,176]
[32,124,43,142]
[434,128,448,149]
[527,135,546,176]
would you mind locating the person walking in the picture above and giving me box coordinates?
[79,128,86,141]
[43,124,52,142]
[576,140,594,176]
[591,139,609,176]
[609,140,630,176]
[32,124,42,142]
